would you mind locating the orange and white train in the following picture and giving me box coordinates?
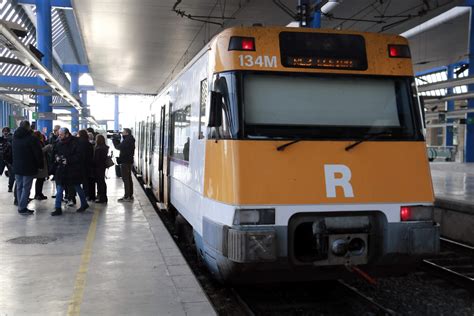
[134,26,439,283]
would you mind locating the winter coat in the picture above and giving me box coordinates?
[0,133,13,163]
[93,144,109,177]
[54,136,83,185]
[113,134,135,164]
[35,144,53,178]
[12,127,43,176]
[77,137,94,177]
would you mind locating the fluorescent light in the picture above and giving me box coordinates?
[401,6,470,38]
[321,1,341,14]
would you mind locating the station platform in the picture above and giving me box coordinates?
[430,162,474,246]
[0,174,215,315]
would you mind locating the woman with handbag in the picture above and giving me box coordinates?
[94,134,110,203]
[33,131,52,200]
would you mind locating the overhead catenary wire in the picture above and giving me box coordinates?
[172,0,235,26]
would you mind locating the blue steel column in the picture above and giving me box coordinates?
[114,95,119,131]
[0,101,4,127]
[310,0,321,28]
[80,90,88,129]
[70,73,80,132]
[446,65,454,147]
[36,0,53,134]
[467,3,474,162]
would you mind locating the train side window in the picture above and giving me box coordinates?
[171,105,191,162]
[199,79,207,139]
[208,73,239,139]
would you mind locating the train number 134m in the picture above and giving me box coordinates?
[239,55,277,68]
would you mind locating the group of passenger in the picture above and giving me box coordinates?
[0,121,135,216]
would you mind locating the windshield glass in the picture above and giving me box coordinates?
[242,73,421,140]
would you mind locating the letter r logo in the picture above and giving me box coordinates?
[324,164,354,198]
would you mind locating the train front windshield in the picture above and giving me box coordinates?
[241,73,422,140]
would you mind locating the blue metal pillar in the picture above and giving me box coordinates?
[114,95,119,131]
[70,72,80,132]
[446,65,454,147]
[467,3,474,162]
[80,90,88,129]
[36,0,53,134]
[0,101,4,127]
[310,0,321,28]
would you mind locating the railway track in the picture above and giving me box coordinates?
[232,280,396,316]
[422,237,474,292]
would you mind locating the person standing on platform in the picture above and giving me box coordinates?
[0,127,15,192]
[49,125,61,199]
[49,125,61,145]
[0,127,10,176]
[12,121,43,215]
[33,131,52,200]
[51,128,89,216]
[94,134,109,203]
[112,128,135,202]
[77,130,95,201]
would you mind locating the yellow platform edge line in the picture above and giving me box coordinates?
[67,208,100,316]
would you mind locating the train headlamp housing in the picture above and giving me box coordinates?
[233,208,275,225]
[400,205,434,221]
[228,36,255,51]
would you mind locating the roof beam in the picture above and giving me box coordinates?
[417,76,474,92]
[62,64,89,74]
[17,0,72,9]
[0,76,48,89]
[0,21,82,111]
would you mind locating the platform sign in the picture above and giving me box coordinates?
[32,112,57,120]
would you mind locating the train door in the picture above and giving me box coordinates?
[137,121,143,175]
[148,115,156,188]
[158,103,171,208]
[144,117,150,186]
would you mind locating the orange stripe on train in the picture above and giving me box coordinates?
[203,140,434,205]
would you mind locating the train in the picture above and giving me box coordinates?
[133,26,439,283]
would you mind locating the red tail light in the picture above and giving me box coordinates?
[388,45,411,58]
[400,206,411,221]
[228,37,255,51]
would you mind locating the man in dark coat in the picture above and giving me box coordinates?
[112,128,135,202]
[12,121,43,214]
[77,130,94,200]
[50,128,89,216]
[48,125,60,145]
[0,127,15,192]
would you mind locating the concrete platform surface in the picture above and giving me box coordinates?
[0,174,215,316]
[430,162,474,206]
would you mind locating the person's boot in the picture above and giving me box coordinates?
[51,208,62,216]
[76,204,90,213]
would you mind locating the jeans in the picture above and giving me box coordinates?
[55,184,87,209]
[15,175,34,211]
[0,160,5,175]
[121,163,133,198]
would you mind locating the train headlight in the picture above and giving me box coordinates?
[400,206,434,221]
[233,208,275,225]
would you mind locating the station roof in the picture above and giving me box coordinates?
[72,0,469,95]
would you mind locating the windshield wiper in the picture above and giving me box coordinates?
[277,139,302,151]
[345,131,392,152]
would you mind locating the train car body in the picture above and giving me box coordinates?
[134,26,439,283]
